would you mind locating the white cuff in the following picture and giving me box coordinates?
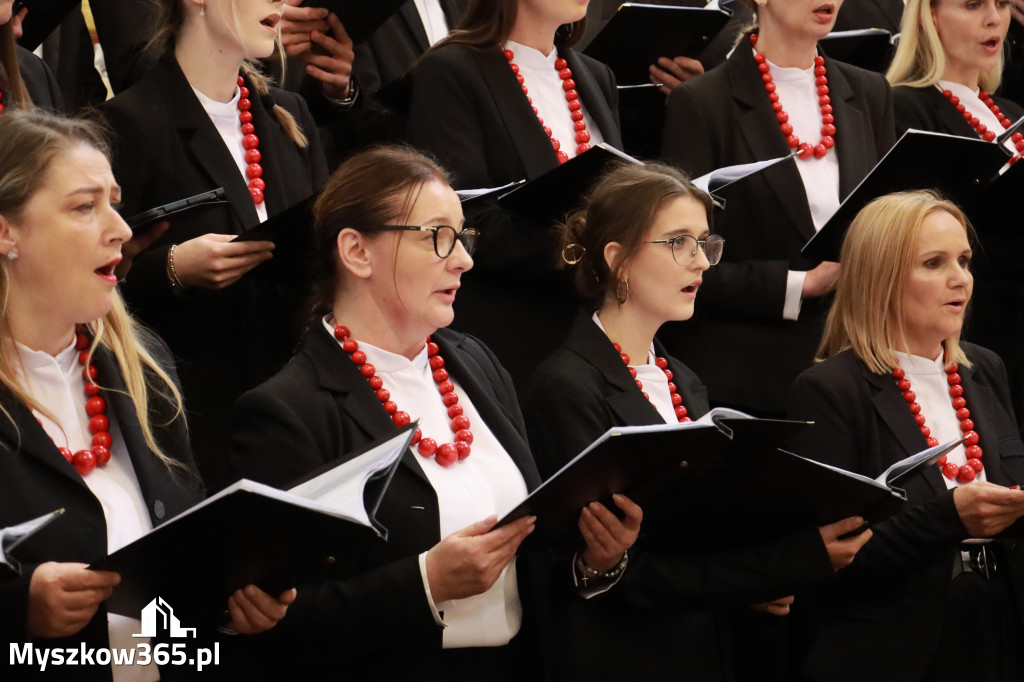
[783,270,806,321]
[418,551,447,628]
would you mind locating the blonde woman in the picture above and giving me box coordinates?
[788,190,1024,681]
[0,110,293,682]
[100,0,328,489]
[888,0,1024,145]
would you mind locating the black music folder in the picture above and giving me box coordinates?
[316,0,407,44]
[1,508,64,576]
[818,28,897,74]
[496,144,643,228]
[501,409,956,550]
[14,0,79,51]
[804,129,1012,261]
[233,195,315,283]
[126,188,228,233]
[93,424,415,622]
[583,3,732,85]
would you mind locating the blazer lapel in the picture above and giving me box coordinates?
[0,388,92,493]
[398,1,430,53]
[157,53,260,232]
[307,326,431,486]
[436,333,542,489]
[564,312,665,427]
[564,49,623,149]
[475,48,561,179]
[727,48,816,242]
[828,59,874,198]
[865,367,947,495]
[924,86,980,138]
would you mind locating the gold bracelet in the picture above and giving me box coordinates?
[167,244,186,290]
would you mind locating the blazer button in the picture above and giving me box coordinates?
[153,500,166,520]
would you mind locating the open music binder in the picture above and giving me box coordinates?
[804,129,1015,261]
[232,195,315,283]
[583,3,732,85]
[501,409,959,550]
[1,508,64,576]
[93,424,416,621]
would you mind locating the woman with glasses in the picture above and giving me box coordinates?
[788,190,1024,681]
[661,0,895,419]
[524,162,872,681]
[226,146,641,680]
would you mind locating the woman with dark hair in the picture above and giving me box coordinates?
[100,0,328,490]
[788,190,1024,681]
[405,0,623,391]
[661,0,895,418]
[524,162,871,681]
[228,144,641,680]
[0,108,293,682]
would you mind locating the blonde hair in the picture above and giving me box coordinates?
[147,0,308,148]
[0,110,186,468]
[887,0,1004,92]
[818,190,972,373]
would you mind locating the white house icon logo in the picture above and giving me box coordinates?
[133,597,197,638]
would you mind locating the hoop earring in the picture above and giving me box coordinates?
[615,279,629,305]
[6,249,18,262]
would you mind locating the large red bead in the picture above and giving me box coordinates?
[571,110,584,122]
[368,376,384,389]
[568,99,582,112]
[239,111,253,123]
[966,445,983,459]
[418,437,438,457]
[898,379,912,391]
[76,333,90,350]
[892,367,905,379]
[85,382,101,397]
[250,177,266,191]
[433,368,449,383]
[245,148,261,164]
[675,406,688,419]
[92,432,112,449]
[392,411,411,427]
[914,414,927,426]
[776,111,789,124]
[436,444,458,467]
[821,136,835,149]
[635,379,644,390]
[246,163,263,179]
[952,396,966,409]
[455,429,473,444]
[360,363,376,377]
[429,355,445,370]
[671,393,683,406]
[963,430,980,446]
[908,402,922,414]
[663,370,673,381]
[455,442,471,460]
[438,380,455,395]
[334,325,350,340]
[451,415,470,432]
[576,131,590,144]
[59,447,74,463]
[93,445,111,467]
[555,58,567,70]
[798,143,814,159]
[448,404,464,418]
[249,187,264,204]
[564,89,578,102]
[950,385,964,397]
[983,130,996,142]
[83,366,98,381]
[350,350,366,364]
[241,122,255,135]
[960,418,975,432]
[947,372,962,385]
[942,461,960,479]
[442,392,459,407]
[559,68,572,79]
[242,134,259,149]
[85,397,105,416]
[780,123,793,135]
[383,401,397,415]
[88,415,109,434]
[237,98,252,112]
[822,124,836,137]
[667,382,676,393]
[562,79,576,91]
[813,144,827,158]
[957,465,976,483]
[411,428,422,445]
[968,458,984,472]
[920,426,931,438]
[427,341,440,357]
[655,357,668,369]
[73,450,97,476]
[551,138,561,152]
[956,408,971,420]
[376,388,390,402]
[926,436,939,447]
[903,390,916,402]
[574,120,587,132]
[786,134,800,148]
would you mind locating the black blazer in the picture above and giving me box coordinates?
[524,312,834,681]
[788,344,1024,681]
[0,338,204,681]
[100,52,328,490]
[660,45,895,414]
[406,42,622,394]
[15,45,64,112]
[227,324,545,679]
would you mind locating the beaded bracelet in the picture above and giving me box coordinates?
[166,244,186,290]
[575,550,629,585]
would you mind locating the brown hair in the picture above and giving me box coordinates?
[0,109,186,467]
[818,189,973,372]
[0,23,31,108]
[146,0,308,147]
[561,162,714,305]
[308,145,453,321]
[441,0,587,51]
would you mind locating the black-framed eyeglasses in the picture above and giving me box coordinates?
[643,234,725,266]
[368,225,480,258]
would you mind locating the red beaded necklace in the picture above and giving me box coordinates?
[940,88,1024,166]
[236,75,265,205]
[36,325,113,477]
[503,48,590,165]
[892,359,983,483]
[613,343,691,423]
[333,324,473,467]
[750,34,835,160]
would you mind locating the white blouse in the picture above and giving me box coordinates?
[322,318,529,648]
[17,338,158,682]
[413,0,449,46]
[504,40,605,161]
[592,313,677,424]
[192,85,269,223]
[894,351,987,490]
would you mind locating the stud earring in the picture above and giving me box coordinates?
[6,249,18,262]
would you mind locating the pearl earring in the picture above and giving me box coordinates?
[6,249,18,262]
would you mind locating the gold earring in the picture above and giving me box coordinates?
[561,243,585,265]
[615,279,629,305]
